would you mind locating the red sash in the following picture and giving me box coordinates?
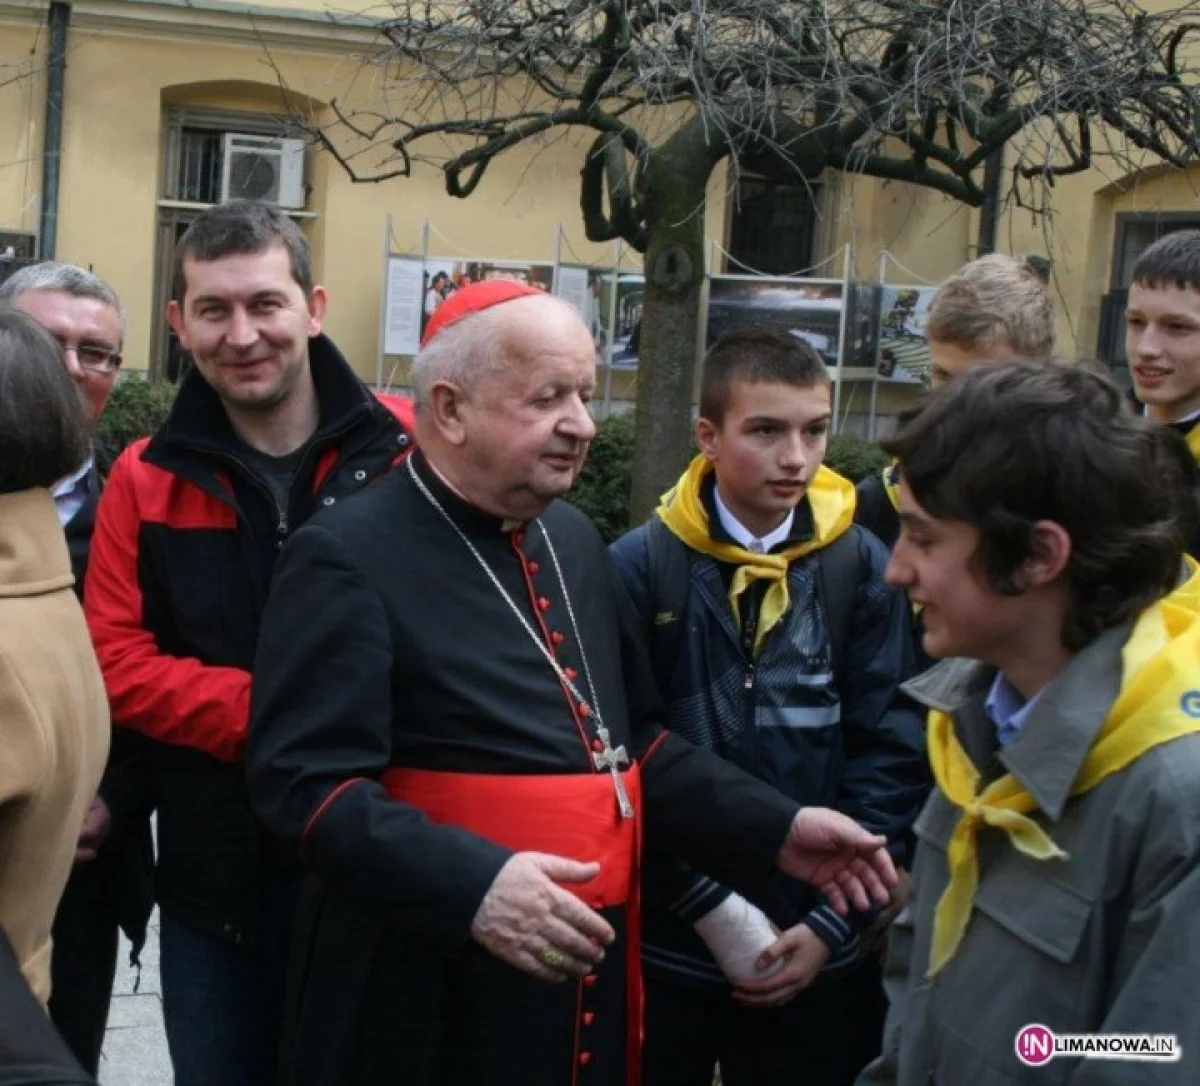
[380,765,643,1085]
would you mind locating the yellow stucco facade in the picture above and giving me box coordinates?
[0,0,1193,395]
[0,0,659,378]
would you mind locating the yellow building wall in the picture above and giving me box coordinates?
[211,0,344,11]
[0,21,45,242]
[2,0,1196,389]
[13,6,668,378]
[53,12,731,378]
[997,152,1200,360]
[829,173,974,286]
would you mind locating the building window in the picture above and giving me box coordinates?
[153,212,199,382]
[726,176,822,275]
[175,129,224,204]
[1099,212,1200,380]
[152,107,305,379]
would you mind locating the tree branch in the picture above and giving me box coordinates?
[580,132,648,249]
[278,0,1200,221]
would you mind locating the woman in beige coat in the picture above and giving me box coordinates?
[0,309,109,1004]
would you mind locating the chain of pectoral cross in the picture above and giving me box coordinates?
[407,456,635,819]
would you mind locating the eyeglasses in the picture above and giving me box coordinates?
[57,340,122,375]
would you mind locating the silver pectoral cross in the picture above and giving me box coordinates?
[592,725,635,820]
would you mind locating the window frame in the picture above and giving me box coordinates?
[724,173,825,276]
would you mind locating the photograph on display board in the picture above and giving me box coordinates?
[706,277,845,365]
[552,266,614,363]
[420,258,555,340]
[421,259,456,340]
[596,272,644,367]
[845,281,883,370]
[876,285,938,383]
[586,269,609,359]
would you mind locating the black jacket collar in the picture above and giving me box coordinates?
[147,334,376,462]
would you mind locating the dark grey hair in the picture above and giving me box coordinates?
[0,308,90,493]
[0,261,126,343]
[174,200,313,301]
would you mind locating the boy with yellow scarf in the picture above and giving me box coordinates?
[610,327,929,1086]
[858,360,1200,1086]
[1125,229,1200,559]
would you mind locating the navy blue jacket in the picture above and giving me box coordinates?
[611,495,929,988]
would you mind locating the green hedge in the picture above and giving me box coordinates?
[568,413,637,542]
[826,432,890,484]
[96,376,178,453]
[568,414,887,542]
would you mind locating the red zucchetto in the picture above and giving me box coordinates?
[420,279,543,347]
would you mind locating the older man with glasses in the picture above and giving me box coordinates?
[0,263,154,1077]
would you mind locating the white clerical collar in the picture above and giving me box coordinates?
[421,453,529,534]
[712,485,793,554]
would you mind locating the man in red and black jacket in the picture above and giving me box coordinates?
[84,201,413,1086]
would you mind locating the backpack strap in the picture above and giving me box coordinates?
[643,516,692,690]
[814,526,864,687]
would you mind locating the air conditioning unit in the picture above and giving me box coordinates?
[220,133,306,209]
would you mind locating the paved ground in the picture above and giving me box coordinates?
[97,910,171,1085]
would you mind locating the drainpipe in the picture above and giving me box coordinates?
[976,146,1004,256]
[39,2,70,259]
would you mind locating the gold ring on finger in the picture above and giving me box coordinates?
[539,944,569,971]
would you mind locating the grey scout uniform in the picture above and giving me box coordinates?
[859,620,1200,1086]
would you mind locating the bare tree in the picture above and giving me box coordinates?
[297,0,1200,519]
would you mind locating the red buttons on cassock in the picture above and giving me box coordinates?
[582,1012,596,1026]
[550,631,565,646]
[592,739,604,753]
[537,596,551,612]
[528,561,540,574]
[583,973,598,986]
[564,667,578,680]
[579,1052,593,1066]
[579,703,592,717]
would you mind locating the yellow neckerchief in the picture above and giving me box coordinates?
[1185,420,1200,460]
[656,454,855,656]
[927,561,1200,977]
[882,460,901,512]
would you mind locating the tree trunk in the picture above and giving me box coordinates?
[627,123,724,524]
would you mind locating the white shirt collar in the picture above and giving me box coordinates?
[1143,405,1200,425]
[51,456,94,528]
[712,485,794,554]
[52,456,93,500]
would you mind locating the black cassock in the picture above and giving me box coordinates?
[248,452,799,1086]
